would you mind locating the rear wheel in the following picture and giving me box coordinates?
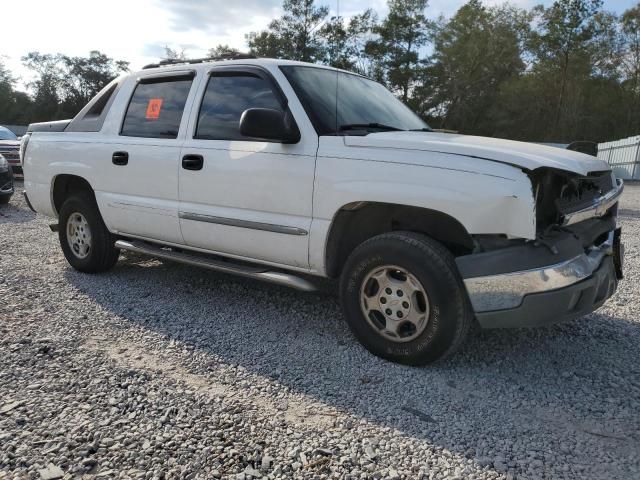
[0,194,10,205]
[340,232,472,365]
[58,195,119,273]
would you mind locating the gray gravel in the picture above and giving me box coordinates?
[1,180,639,480]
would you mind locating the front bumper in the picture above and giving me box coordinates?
[458,226,622,328]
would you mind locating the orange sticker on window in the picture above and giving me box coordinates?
[145,98,163,120]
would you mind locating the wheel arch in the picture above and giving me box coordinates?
[324,201,474,278]
[52,174,95,216]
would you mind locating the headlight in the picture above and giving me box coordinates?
[0,154,7,171]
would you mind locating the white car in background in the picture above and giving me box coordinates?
[22,56,624,365]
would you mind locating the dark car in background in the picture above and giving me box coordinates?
[0,126,22,175]
[0,154,14,204]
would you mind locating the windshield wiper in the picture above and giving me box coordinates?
[408,127,434,132]
[338,123,405,132]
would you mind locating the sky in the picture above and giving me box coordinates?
[1,0,637,90]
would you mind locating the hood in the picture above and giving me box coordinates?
[343,132,608,176]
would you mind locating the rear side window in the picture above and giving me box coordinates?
[66,81,121,133]
[86,83,118,117]
[121,76,193,139]
[195,73,283,141]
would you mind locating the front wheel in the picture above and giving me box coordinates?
[339,232,472,365]
[58,195,120,273]
[0,194,10,205]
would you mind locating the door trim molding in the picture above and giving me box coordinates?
[179,211,308,236]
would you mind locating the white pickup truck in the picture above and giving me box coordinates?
[23,56,624,365]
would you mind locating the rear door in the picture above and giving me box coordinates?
[178,66,317,269]
[96,71,198,244]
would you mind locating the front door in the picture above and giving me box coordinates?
[178,67,317,269]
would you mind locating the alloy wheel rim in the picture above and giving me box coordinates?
[360,265,430,343]
[66,213,92,259]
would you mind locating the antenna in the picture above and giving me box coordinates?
[334,0,340,135]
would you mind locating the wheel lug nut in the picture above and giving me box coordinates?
[380,297,387,304]
[385,288,392,295]
[397,312,403,318]
[397,290,403,297]
[402,302,409,308]
[385,309,392,315]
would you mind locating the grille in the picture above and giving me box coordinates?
[0,146,19,162]
[556,172,615,213]
[585,171,615,194]
[0,151,19,160]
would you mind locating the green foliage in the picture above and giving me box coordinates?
[318,9,377,73]
[2,0,639,143]
[240,0,640,142]
[163,46,188,61]
[418,1,530,134]
[208,45,241,58]
[620,5,640,134]
[3,50,129,124]
[247,0,329,62]
[365,0,431,102]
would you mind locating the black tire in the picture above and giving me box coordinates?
[0,194,10,205]
[58,194,120,273]
[339,231,472,365]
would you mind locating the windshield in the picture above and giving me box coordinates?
[280,66,429,135]
[0,127,17,141]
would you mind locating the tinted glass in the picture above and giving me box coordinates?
[121,78,193,138]
[196,73,283,140]
[281,66,428,135]
[86,83,118,117]
[0,127,17,140]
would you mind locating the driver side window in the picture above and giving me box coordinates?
[195,73,283,141]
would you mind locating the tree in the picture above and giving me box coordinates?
[163,46,188,60]
[247,0,329,62]
[22,50,129,120]
[419,1,530,134]
[59,51,129,116]
[529,0,605,136]
[365,0,432,103]
[208,45,240,58]
[620,5,640,134]
[0,59,33,124]
[22,52,63,121]
[318,9,377,72]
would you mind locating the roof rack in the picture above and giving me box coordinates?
[142,53,257,70]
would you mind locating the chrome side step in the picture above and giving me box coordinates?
[114,239,317,292]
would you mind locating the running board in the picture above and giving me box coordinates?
[115,240,317,292]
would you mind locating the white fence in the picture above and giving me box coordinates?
[598,135,640,180]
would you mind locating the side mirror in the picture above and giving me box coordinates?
[239,108,300,144]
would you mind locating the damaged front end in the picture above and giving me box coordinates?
[530,168,623,231]
[456,167,624,329]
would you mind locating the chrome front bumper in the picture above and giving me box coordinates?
[464,231,617,313]
[562,179,624,226]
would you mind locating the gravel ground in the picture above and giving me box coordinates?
[1,180,639,480]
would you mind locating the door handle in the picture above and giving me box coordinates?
[112,151,129,166]
[182,154,204,171]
